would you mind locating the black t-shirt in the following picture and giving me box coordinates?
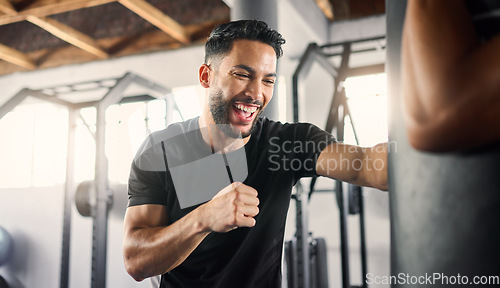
[128,116,336,288]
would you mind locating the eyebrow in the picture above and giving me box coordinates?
[233,64,276,78]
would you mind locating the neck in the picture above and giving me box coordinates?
[198,113,250,153]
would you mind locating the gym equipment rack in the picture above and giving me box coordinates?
[290,36,385,288]
[0,72,182,288]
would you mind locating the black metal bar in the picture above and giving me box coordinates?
[340,95,360,145]
[324,91,341,134]
[294,183,310,288]
[337,102,345,143]
[358,188,368,288]
[287,236,299,288]
[292,43,316,123]
[320,36,386,49]
[308,177,317,200]
[325,43,350,134]
[336,92,351,288]
[337,181,350,288]
[324,47,385,58]
[292,43,338,123]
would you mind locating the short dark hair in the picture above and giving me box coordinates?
[204,20,286,64]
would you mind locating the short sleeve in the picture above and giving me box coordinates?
[291,123,336,179]
[128,152,168,207]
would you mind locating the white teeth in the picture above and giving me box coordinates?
[236,104,257,113]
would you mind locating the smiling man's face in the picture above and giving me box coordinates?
[205,39,277,138]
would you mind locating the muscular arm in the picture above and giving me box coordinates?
[403,0,500,151]
[123,182,259,281]
[316,143,388,191]
[123,204,209,281]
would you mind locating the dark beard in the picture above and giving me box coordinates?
[208,90,262,139]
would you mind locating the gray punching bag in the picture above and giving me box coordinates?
[387,0,500,287]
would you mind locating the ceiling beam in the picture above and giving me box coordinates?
[0,43,36,69]
[27,15,108,59]
[0,0,17,15]
[331,0,350,21]
[314,0,333,21]
[0,0,116,26]
[118,0,190,44]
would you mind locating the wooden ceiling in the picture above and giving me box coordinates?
[0,0,384,77]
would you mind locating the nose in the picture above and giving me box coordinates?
[245,80,264,102]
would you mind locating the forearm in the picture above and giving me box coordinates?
[123,208,210,281]
[316,143,388,191]
[361,143,388,191]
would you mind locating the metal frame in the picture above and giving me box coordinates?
[291,37,385,288]
[0,72,181,288]
[292,181,311,287]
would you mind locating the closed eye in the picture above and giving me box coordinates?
[234,72,250,78]
[263,79,275,85]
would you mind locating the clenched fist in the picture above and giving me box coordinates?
[198,182,260,233]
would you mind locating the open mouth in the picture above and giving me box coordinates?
[232,103,259,122]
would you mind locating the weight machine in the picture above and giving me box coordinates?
[0,72,183,288]
[287,36,385,288]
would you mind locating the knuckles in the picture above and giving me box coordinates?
[210,184,260,230]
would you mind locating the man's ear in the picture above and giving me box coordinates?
[199,64,211,88]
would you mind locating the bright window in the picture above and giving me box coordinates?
[343,73,388,146]
[0,86,204,188]
[0,101,68,188]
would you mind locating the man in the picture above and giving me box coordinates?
[403,0,500,151]
[123,20,387,287]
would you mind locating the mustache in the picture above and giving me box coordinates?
[231,98,263,107]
